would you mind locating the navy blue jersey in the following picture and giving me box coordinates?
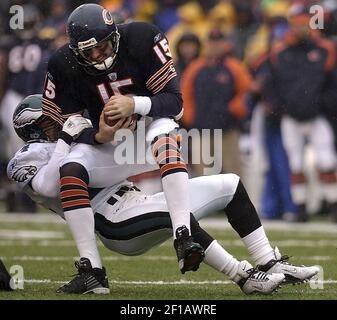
[2,37,50,96]
[42,22,182,131]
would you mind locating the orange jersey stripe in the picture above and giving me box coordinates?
[42,97,62,111]
[146,60,173,87]
[152,72,177,94]
[147,65,176,91]
[41,108,64,125]
[147,65,173,90]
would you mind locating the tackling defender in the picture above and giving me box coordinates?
[7,95,319,295]
[41,3,203,274]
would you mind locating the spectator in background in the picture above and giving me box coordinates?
[181,29,252,178]
[250,21,298,221]
[153,0,180,33]
[322,0,337,41]
[42,0,69,29]
[266,8,337,222]
[244,0,289,66]
[0,4,52,213]
[206,1,236,36]
[175,32,201,81]
[229,0,260,60]
[166,1,208,60]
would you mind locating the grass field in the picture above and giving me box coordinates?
[0,213,337,300]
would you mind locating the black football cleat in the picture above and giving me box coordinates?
[173,225,205,274]
[0,259,13,291]
[56,257,110,294]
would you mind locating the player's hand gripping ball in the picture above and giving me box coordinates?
[104,113,137,128]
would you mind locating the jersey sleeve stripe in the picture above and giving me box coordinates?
[42,104,64,125]
[147,65,175,91]
[152,72,177,95]
[42,98,62,112]
[146,60,174,87]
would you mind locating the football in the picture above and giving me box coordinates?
[104,113,120,127]
[104,114,137,127]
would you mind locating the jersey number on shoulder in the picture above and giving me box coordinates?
[97,78,133,104]
[8,44,42,73]
[153,38,172,64]
[45,78,56,99]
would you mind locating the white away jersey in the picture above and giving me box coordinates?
[7,142,64,216]
[7,142,56,189]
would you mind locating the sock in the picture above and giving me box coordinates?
[152,134,190,237]
[60,163,102,268]
[242,226,275,265]
[203,240,241,281]
[162,172,190,237]
[64,208,102,269]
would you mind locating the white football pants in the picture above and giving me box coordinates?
[93,174,240,256]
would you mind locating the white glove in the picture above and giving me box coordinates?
[60,115,92,144]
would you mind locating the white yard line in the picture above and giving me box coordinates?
[22,279,337,285]
[0,213,64,224]
[0,240,76,246]
[0,229,64,239]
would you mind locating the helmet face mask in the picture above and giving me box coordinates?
[13,95,51,143]
[76,33,120,71]
[67,4,120,74]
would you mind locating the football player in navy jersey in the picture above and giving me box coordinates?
[41,3,204,277]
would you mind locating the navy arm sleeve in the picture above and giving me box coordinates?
[42,47,84,126]
[130,22,183,120]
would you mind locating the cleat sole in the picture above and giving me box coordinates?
[84,287,110,295]
[180,247,205,274]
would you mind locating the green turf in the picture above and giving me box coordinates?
[0,216,336,300]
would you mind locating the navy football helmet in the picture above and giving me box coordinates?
[13,94,49,142]
[67,3,120,73]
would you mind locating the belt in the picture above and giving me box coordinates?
[107,185,140,207]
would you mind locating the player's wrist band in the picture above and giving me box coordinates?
[58,131,73,145]
[133,96,151,116]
